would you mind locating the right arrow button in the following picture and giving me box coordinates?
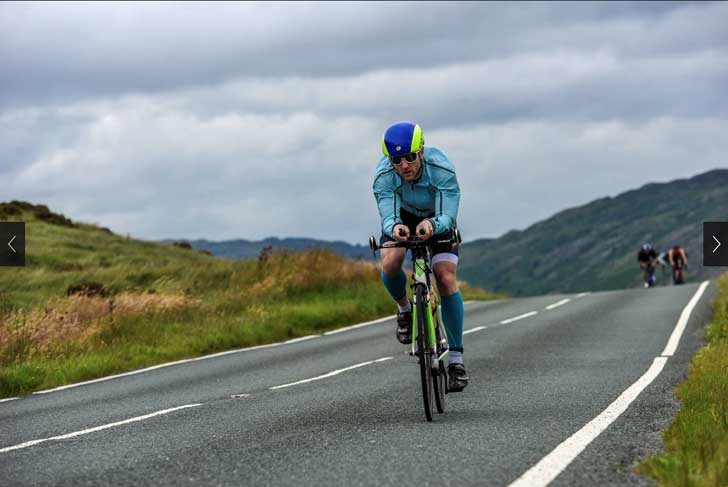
[704,222,728,267]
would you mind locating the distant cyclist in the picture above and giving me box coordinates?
[637,243,658,288]
[655,250,669,281]
[373,121,468,392]
[668,245,688,285]
[656,250,669,268]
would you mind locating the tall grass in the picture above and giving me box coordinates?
[0,207,498,397]
[636,273,728,486]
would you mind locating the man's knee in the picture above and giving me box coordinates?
[381,249,405,276]
[438,275,458,294]
[434,265,458,294]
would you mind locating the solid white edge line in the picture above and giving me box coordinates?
[323,315,396,335]
[32,342,283,395]
[545,298,571,310]
[661,281,710,357]
[31,312,400,395]
[463,326,487,335]
[284,334,320,344]
[576,292,591,298]
[0,397,19,403]
[501,311,538,324]
[508,279,711,487]
[0,404,203,454]
[507,357,668,487]
[269,357,393,390]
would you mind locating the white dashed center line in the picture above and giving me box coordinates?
[0,404,203,454]
[500,311,538,324]
[269,357,393,390]
[545,298,571,310]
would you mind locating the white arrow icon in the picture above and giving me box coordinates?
[8,235,17,254]
[714,235,722,254]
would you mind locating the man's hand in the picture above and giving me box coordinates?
[393,224,410,242]
[416,219,434,240]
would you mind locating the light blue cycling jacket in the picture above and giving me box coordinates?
[373,146,461,238]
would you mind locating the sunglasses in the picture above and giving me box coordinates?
[390,152,419,165]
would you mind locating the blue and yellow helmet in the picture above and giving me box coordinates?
[382,121,424,158]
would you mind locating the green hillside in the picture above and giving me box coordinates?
[459,169,728,296]
[0,201,496,397]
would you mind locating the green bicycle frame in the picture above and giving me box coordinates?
[411,258,437,354]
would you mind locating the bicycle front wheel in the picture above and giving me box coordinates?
[415,284,434,422]
[433,306,446,414]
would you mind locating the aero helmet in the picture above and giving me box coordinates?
[382,122,424,158]
[642,243,652,251]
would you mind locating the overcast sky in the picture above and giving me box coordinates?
[2,1,727,244]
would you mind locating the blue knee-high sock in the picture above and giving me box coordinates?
[441,291,464,349]
[381,270,407,301]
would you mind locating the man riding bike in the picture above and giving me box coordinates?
[373,121,468,392]
[637,243,658,288]
[668,245,688,285]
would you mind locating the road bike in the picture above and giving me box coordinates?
[672,262,687,285]
[369,228,461,421]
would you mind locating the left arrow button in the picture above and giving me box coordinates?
[0,221,25,266]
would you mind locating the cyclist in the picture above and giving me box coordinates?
[668,245,688,284]
[655,249,669,281]
[656,250,669,268]
[373,121,468,392]
[637,243,658,288]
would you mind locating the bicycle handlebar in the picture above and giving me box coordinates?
[368,227,462,254]
[368,234,458,253]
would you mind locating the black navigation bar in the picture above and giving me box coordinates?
[0,222,25,267]
[704,222,728,267]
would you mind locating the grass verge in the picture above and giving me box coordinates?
[0,204,499,398]
[635,273,728,486]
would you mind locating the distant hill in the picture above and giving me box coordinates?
[172,237,375,261]
[458,168,728,296]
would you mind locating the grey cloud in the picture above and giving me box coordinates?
[4,92,727,244]
[3,103,384,241]
[2,2,724,110]
[2,2,727,244]
[155,49,728,129]
[436,118,728,240]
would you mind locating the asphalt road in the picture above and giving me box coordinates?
[0,281,715,487]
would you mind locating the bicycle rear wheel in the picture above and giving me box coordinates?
[415,284,434,422]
